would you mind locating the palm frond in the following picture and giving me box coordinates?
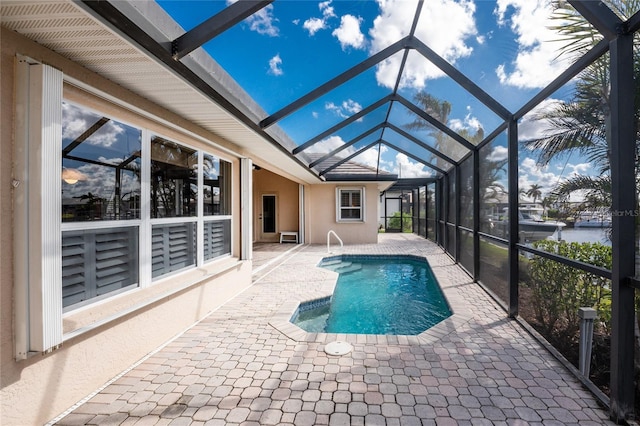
[551,175,612,207]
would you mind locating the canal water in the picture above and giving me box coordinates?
[554,228,611,245]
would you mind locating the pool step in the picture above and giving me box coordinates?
[335,264,362,274]
[321,259,343,267]
[321,261,361,273]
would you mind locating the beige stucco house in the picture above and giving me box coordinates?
[0,2,396,424]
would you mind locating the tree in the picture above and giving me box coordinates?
[526,184,542,204]
[405,93,480,170]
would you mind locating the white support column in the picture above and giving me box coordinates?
[240,158,253,260]
[14,57,63,358]
[298,184,305,244]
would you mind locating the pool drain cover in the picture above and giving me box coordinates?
[325,341,352,356]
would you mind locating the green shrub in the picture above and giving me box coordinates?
[387,211,413,233]
[524,240,612,339]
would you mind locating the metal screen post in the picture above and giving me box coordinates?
[608,31,636,422]
[473,149,480,281]
[578,307,597,377]
[507,118,519,317]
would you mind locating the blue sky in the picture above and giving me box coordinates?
[157,0,601,201]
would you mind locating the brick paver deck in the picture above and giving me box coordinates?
[51,234,613,425]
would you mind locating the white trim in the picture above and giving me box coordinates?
[61,220,142,231]
[203,215,233,222]
[299,184,305,244]
[336,186,366,223]
[140,128,152,288]
[197,150,204,266]
[241,158,253,260]
[149,216,198,225]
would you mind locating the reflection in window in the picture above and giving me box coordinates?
[61,102,141,222]
[203,154,231,216]
[337,188,363,221]
[151,137,198,218]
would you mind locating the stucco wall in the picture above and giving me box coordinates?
[252,168,299,242]
[307,183,380,245]
[1,27,253,426]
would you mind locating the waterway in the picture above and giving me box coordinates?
[553,227,611,245]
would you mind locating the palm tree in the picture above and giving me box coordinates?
[405,93,476,170]
[526,184,543,205]
[521,1,640,206]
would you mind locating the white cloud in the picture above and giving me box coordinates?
[518,98,564,141]
[395,153,433,178]
[519,156,568,196]
[306,135,347,154]
[567,162,590,176]
[320,0,336,19]
[245,4,279,36]
[494,0,573,88]
[268,54,283,76]
[449,109,483,133]
[487,145,508,162]
[306,135,385,170]
[353,145,388,169]
[301,1,336,36]
[332,14,366,50]
[303,17,326,35]
[325,99,363,118]
[312,111,319,119]
[63,158,139,200]
[370,0,477,89]
[62,103,124,148]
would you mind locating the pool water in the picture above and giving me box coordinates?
[293,255,452,335]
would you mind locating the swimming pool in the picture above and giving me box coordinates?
[291,255,452,335]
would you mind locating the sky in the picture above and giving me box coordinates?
[155,0,608,202]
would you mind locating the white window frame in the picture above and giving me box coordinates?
[336,187,365,223]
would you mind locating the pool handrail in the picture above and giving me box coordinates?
[327,230,344,253]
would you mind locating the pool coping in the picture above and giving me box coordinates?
[268,253,475,346]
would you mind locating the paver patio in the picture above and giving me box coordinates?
[50,234,613,425]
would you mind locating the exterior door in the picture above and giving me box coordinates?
[261,194,277,240]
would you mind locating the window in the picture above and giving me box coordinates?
[61,102,141,308]
[337,187,365,222]
[203,154,232,261]
[59,107,234,305]
[151,136,198,218]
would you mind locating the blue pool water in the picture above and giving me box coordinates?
[292,255,452,335]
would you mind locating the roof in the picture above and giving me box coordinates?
[304,154,397,182]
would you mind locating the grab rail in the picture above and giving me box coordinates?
[327,230,344,253]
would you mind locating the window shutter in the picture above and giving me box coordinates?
[204,219,231,261]
[62,228,139,308]
[152,223,196,278]
[13,60,63,357]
